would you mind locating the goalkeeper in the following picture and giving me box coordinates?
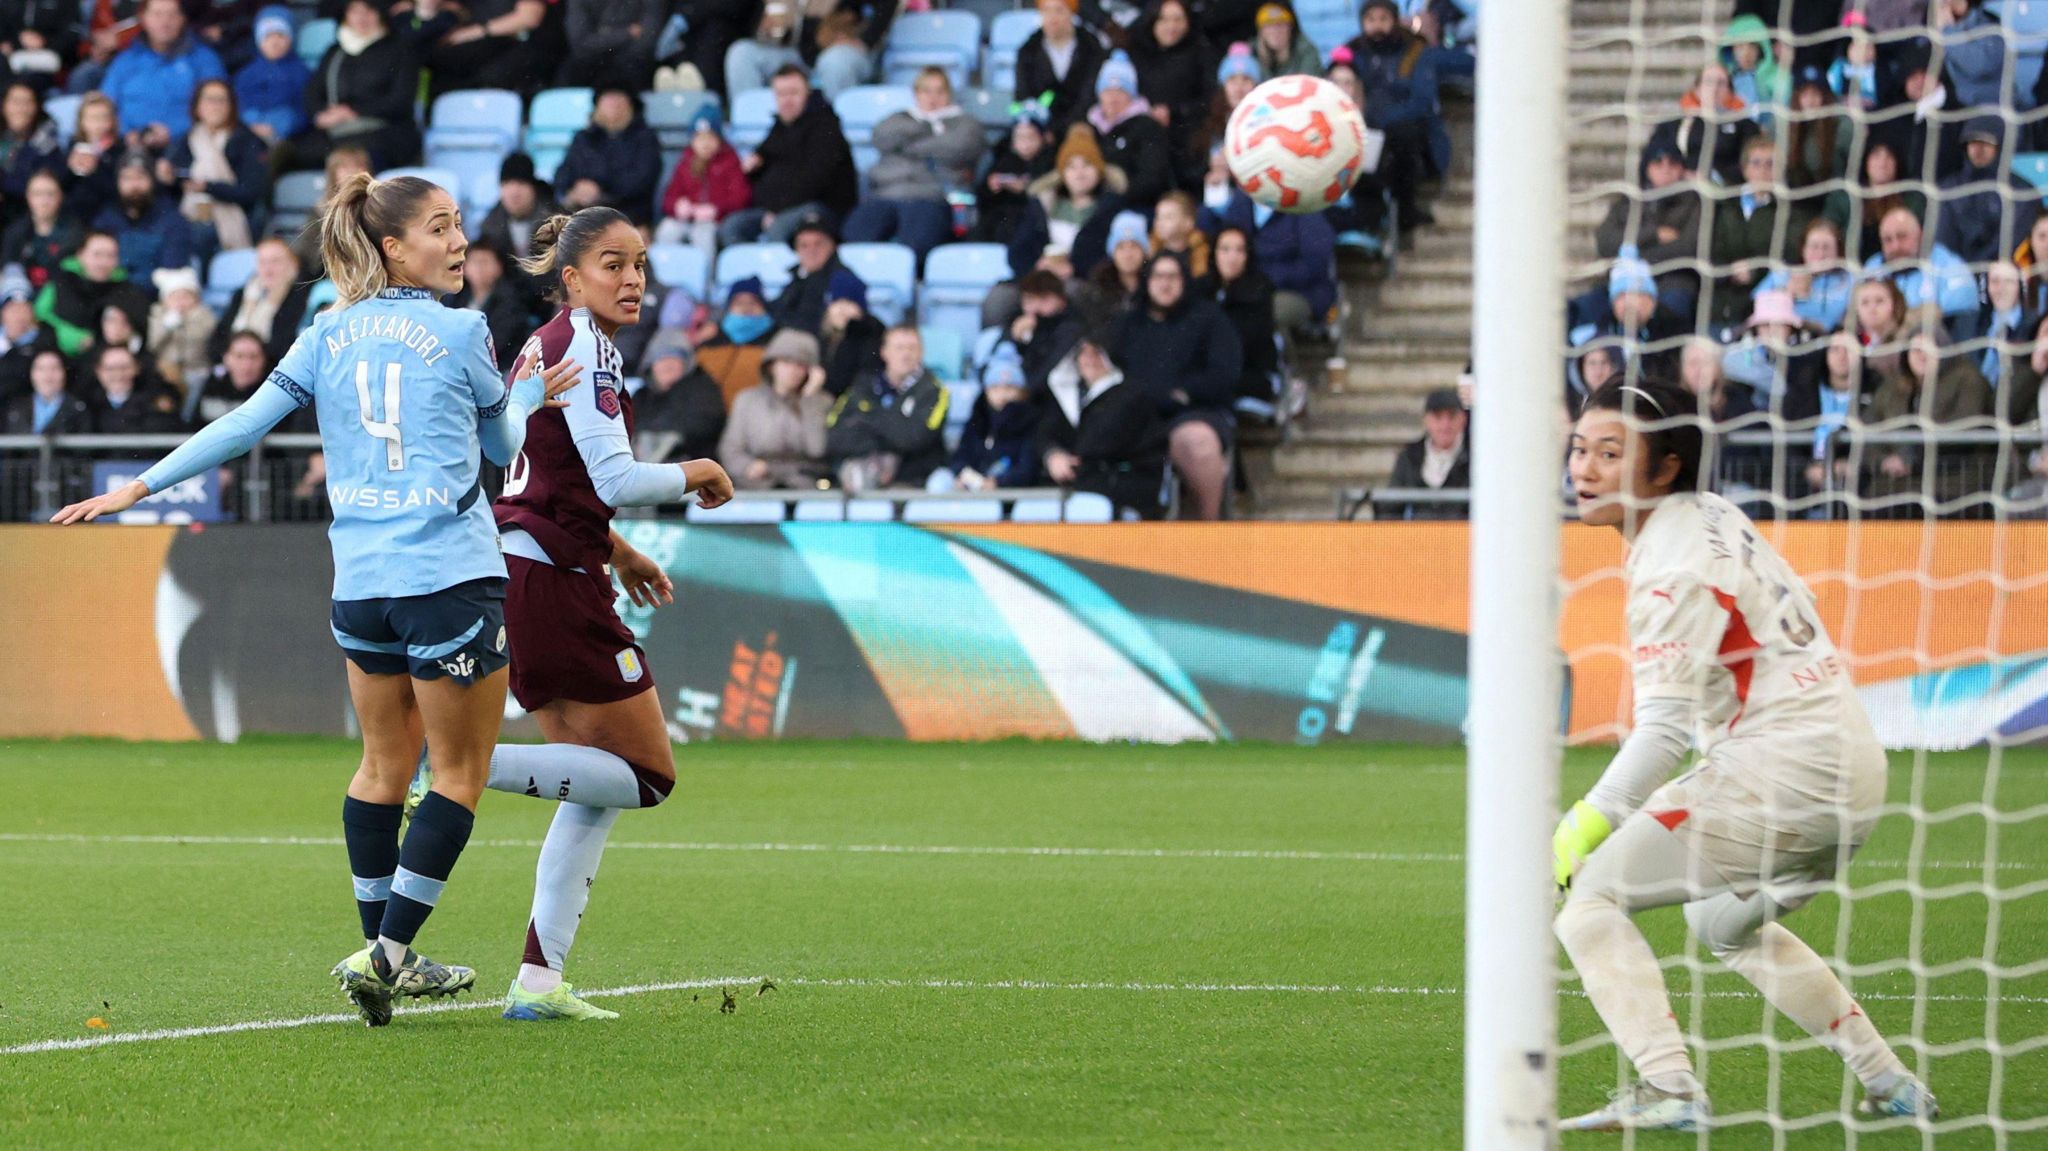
[1551,381,1935,1132]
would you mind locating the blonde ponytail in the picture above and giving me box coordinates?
[316,173,447,310]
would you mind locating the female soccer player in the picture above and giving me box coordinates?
[52,173,579,1027]
[415,206,732,1021]
[1551,380,1936,1130]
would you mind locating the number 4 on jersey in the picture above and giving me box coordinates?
[355,361,403,471]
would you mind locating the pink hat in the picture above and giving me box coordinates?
[1746,290,1803,330]
[1840,10,1867,28]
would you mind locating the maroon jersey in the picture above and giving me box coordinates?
[493,307,635,573]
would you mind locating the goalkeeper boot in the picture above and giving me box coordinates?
[390,948,475,1000]
[403,746,432,823]
[501,978,620,1022]
[1858,1076,1939,1120]
[1559,1082,1711,1132]
[331,946,396,1028]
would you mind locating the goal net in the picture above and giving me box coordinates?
[1509,0,2048,1143]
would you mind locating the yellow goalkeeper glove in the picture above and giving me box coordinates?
[1552,800,1613,890]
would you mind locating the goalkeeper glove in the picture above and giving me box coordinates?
[1552,800,1613,890]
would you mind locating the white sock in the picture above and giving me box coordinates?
[376,935,408,969]
[1555,895,1700,1091]
[517,803,621,993]
[486,744,660,809]
[1715,922,1908,1090]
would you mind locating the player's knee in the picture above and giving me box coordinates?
[1684,897,1762,958]
[626,754,676,808]
[1553,887,1619,948]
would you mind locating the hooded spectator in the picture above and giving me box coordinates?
[1718,13,1783,118]
[232,6,309,143]
[721,326,833,489]
[284,0,421,171]
[559,0,665,90]
[826,324,950,489]
[102,0,226,143]
[845,67,986,260]
[1253,6,1322,80]
[34,230,149,355]
[656,113,750,251]
[1111,251,1241,519]
[930,346,1042,492]
[975,101,1055,246]
[722,66,858,245]
[1035,318,1165,517]
[1936,116,2035,266]
[699,276,776,410]
[1014,0,1109,134]
[633,344,727,463]
[818,269,886,398]
[554,88,663,225]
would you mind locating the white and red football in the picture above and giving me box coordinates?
[1224,76,1368,214]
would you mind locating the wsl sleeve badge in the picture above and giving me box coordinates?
[594,371,621,419]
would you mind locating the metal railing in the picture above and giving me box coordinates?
[0,433,327,523]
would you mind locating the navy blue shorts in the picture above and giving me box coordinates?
[331,577,509,683]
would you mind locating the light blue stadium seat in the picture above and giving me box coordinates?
[2007,0,2048,36]
[687,498,789,523]
[883,10,981,90]
[44,94,83,145]
[296,18,336,67]
[1063,491,1114,523]
[528,145,567,182]
[2015,153,2048,199]
[300,278,338,331]
[424,89,522,154]
[715,243,799,297]
[792,498,847,521]
[969,324,1005,374]
[845,498,896,521]
[648,242,712,298]
[641,90,722,149]
[729,88,777,153]
[852,143,880,176]
[921,325,966,378]
[919,243,1011,341]
[268,170,327,238]
[1295,0,1356,60]
[378,166,462,204]
[204,249,257,312]
[425,148,508,217]
[961,86,1015,145]
[837,242,916,324]
[833,85,917,151]
[987,11,1040,93]
[1008,495,1065,523]
[940,380,977,450]
[524,87,594,156]
[902,497,1003,523]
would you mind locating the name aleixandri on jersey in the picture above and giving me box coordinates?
[324,313,456,368]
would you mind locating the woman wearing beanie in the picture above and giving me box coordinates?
[1015,0,1110,134]
[1185,42,1262,190]
[1253,4,1322,79]
[719,327,833,490]
[1087,50,1174,209]
[1007,123,1129,295]
[975,100,1056,246]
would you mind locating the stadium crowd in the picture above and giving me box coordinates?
[1578,0,2048,519]
[0,0,1475,523]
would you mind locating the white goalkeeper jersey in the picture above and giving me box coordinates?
[1624,492,1887,814]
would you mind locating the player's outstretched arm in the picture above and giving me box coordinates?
[50,382,304,524]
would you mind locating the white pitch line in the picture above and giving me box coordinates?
[0,833,2034,871]
[5,975,2043,1057]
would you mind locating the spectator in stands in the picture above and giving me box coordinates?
[699,277,776,411]
[2,170,80,291]
[817,269,884,398]
[1007,269,1083,389]
[1037,318,1164,517]
[1128,1,1216,147]
[1866,328,1996,507]
[57,93,127,224]
[99,302,149,365]
[723,66,858,246]
[1850,276,1911,380]
[633,344,727,463]
[1086,51,1174,211]
[206,235,305,366]
[1828,11,1878,111]
[1570,252,1685,389]
[771,212,857,337]
[559,0,664,90]
[1824,140,1921,265]
[1384,388,1469,519]
[411,0,548,99]
[102,0,226,146]
[1938,0,2008,111]
[1112,251,1240,519]
[284,0,421,172]
[1571,344,1624,412]
[194,329,271,424]
[845,67,985,262]
[1648,63,1757,187]
[161,79,267,260]
[1183,43,1260,190]
[1784,332,1874,498]
[1318,48,1392,240]
[826,324,948,490]
[656,113,749,251]
[1972,260,2037,386]
[145,266,216,398]
[69,1,149,96]
[4,347,87,434]
[1721,290,1823,410]
[1708,134,1807,328]
[443,240,534,373]
[727,1,894,101]
[0,3,79,95]
[34,230,147,356]
[87,343,183,434]
[1718,14,1782,119]
[1089,210,1149,309]
[553,88,663,225]
[1936,117,2033,267]
[286,144,367,277]
[1751,217,1852,335]
[477,152,561,275]
[1151,191,1207,278]
[1681,335,1760,426]
[1016,0,1108,134]
[94,154,192,285]
[1594,139,1700,320]
[1199,224,1278,412]
[0,272,49,400]
[1346,0,1440,231]
[1783,65,1848,194]
[1253,5,1322,80]
[0,84,60,232]
[1866,205,1978,320]
[928,347,1042,492]
[2013,207,2048,315]
[232,7,309,145]
[1197,172,1338,334]
[721,327,832,489]
[1005,125,1128,313]
[974,102,1054,248]
[2010,316,2048,426]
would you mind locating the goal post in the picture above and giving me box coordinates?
[1465,1,1570,1147]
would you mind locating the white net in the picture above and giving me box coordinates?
[1554,0,2048,1143]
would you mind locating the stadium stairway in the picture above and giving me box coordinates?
[1248,0,1725,519]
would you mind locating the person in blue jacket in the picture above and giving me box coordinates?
[101,0,227,146]
[233,6,311,145]
[1197,185,1336,335]
[1343,0,1439,231]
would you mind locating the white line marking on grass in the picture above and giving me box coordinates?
[6,974,2043,1057]
[0,833,2033,871]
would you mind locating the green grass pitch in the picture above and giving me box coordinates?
[2,738,2042,1148]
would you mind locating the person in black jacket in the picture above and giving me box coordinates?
[1007,269,1085,391]
[86,343,184,439]
[1014,0,1109,134]
[3,348,89,436]
[974,103,1055,247]
[0,169,80,293]
[558,0,664,90]
[930,344,1041,491]
[159,79,270,260]
[771,213,861,337]
[1110,252,1241,519]
[1126,1,1216,163]
[817,270,885,398]
[1036,317,1164,517]
[1382,388,1471,520]
[552,88,663,225]
[1084,51,1175,211]
[440,240,536,372]
[409,0,552,100]
[825,324,950,490]
[1197,224,1279,412]
[0,281,51,402]
[633,344,727,464]
[720,66,858,245]
[280,0,420,171]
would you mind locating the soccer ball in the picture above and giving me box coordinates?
[1224,76,1368,214]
